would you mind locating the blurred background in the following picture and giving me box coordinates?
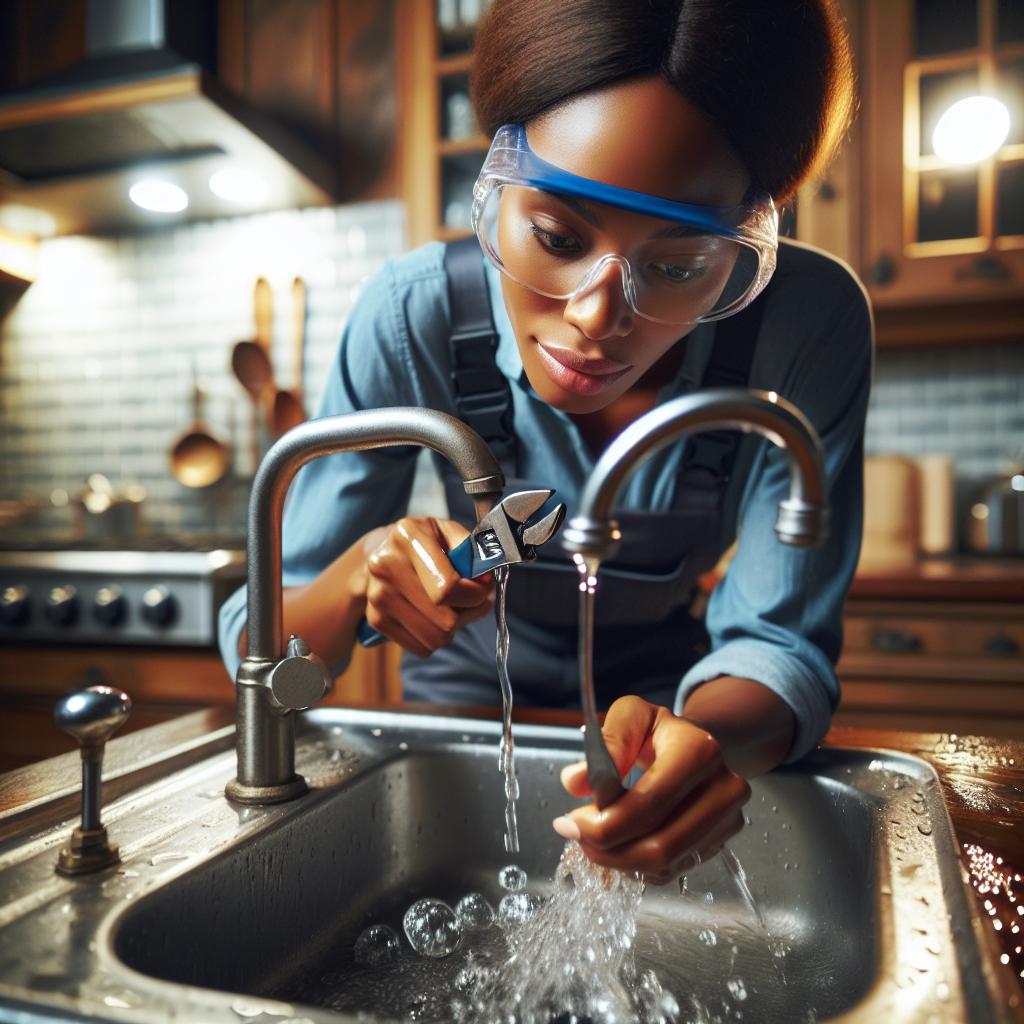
[0,0,1022,765]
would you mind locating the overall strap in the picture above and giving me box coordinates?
[673,295,768,510]
[445,237,516,472]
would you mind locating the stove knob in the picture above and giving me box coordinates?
[46,585,80,627]
[141,585,178,628]
[1,585,31,626]
[93,585,127,627]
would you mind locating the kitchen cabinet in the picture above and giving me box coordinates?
[218,0,399,202]
[397,0,491,247]
[836,565,1024,737]
[797,0,1024,346]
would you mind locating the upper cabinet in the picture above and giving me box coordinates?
[863,0,1024,308]
[797,0,1024,345]
[398,0,491,248]
[219,0,398,202]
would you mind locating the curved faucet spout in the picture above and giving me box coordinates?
[228,407,504,805]
[246,408,504,660]
[562,388,829,563]
[560,387,829,810]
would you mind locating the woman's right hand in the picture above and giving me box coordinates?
[359,517,496,657]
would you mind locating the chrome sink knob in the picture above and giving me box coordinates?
[268,636,332,710]
[53,685,132,876]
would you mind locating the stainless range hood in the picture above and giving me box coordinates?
[0,0,338,236]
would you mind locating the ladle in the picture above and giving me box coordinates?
[169,361,231,488]
[270,276,307,438]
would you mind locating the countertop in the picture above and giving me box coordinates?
[3,704,1022,1010]
[849,556,1024,602]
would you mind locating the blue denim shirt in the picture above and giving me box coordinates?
[219,238,873,761]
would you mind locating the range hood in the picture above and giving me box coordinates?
[0,0,338,237]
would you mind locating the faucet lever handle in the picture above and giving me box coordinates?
[268,635,332,710]
[53,685,132,876]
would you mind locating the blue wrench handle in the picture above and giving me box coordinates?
[356,534,475,647]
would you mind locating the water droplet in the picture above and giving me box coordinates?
[698,928,717,946]
[398,741,409,750]
[455,892,495,929]
[499,864,527,891]
[917,822,933,836]
[370,728,383,737]
[403,899,462,958]
[353,924,401,966]
[148,852,189,866]
[726,978,748,1001]
[704,891,714,905]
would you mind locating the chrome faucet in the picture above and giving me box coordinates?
[561,387,830,808]
[225,408,505,805]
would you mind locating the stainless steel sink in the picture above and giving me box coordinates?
[0,708,1012,1023]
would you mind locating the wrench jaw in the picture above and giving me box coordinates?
[521,502,566,550]
[466,489,566,577]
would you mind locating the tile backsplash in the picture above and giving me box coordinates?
[1,206,1021,544]
[0,201,405,538]
[865,344,1024,479]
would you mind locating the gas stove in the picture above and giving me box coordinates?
[0,537,246,648]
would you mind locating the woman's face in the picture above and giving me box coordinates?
[498,76,751,415]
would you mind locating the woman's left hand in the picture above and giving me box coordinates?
[552,696,751,885]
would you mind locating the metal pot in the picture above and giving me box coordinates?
[966,465,1024,556]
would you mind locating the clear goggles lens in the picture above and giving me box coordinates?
[476,184,772,325]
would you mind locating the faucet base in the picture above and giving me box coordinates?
[224,774,308,805]
[56,825,120,876]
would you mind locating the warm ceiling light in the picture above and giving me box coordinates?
[0,204,57,237]
[209,168,269,204]
[932,96,1011,164]
[128,180,189,213]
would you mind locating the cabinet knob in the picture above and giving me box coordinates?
[872,628,922,654]
[871,253,896,286]
[984,633,1019,657]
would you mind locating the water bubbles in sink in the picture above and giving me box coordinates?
[403,899,463,958]
[455,892,494,929]
[353,924,401,967]
[698,928,718,946]
[726,977,748,1002]
[498,864,527,891]
[497,891,541,925]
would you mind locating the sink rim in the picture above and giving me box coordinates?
[0,706,1013,1024]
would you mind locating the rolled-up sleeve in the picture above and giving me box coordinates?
[218,250,450,679]
[674,258,874,762]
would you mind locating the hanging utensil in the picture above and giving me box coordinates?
[230,277,276,472]
[170,360,231,488]
[271,276,307,438]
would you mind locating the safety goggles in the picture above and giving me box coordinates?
[471,124,779,325]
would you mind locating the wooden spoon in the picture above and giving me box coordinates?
[170,363,230,488]
[271,276,307,438]
[230,277,276,471]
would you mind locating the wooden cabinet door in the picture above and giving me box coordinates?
[862,0,1024,314]
[219,0,397,200]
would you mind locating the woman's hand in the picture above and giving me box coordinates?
[552,695,751,884]
[360,516,496,657]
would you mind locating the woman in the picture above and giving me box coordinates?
[219,0,872,884]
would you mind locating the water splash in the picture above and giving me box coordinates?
[457,841,677,1023]
[494,564,520,854]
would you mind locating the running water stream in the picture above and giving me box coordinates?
[494,564,520,854]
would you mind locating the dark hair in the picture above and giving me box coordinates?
[471,0,855,201]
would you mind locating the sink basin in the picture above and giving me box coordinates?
[0,708,1011,1023]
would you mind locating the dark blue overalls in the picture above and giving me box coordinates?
[401,239,764,712]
